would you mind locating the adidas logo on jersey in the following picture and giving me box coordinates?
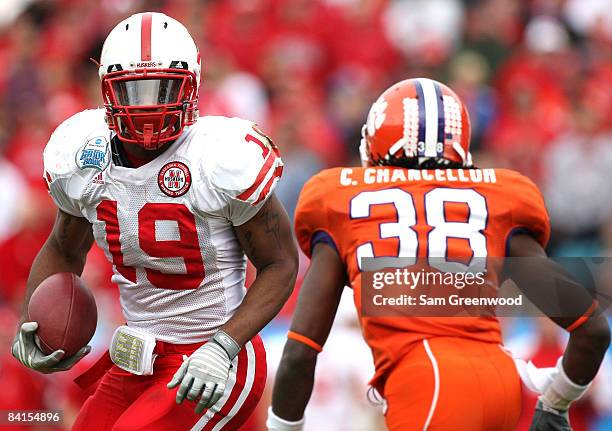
[92,172,105,185]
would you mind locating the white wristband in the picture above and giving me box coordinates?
[540,357,591,411]
[266,407,305,431]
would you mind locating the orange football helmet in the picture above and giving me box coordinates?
[360,78,472,168]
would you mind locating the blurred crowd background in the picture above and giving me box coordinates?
[0,0,611,430]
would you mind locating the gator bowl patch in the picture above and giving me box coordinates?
[76,136,110,171]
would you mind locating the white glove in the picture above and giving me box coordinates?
[167,331,240,414]
[514,358,559,394]
[539,357,590,412]
[12,322,91,374]
[266,407,305,431]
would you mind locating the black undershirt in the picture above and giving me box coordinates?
[110,135,133,168]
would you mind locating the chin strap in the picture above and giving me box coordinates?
[143,124,154,149]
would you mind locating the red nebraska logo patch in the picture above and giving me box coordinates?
[158,161,191,197]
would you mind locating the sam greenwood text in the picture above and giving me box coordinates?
[372,294,523,307]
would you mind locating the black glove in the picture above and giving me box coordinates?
[529,399,571,431]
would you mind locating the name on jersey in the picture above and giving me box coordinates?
[339,168,497,186]
[76,136,110,171]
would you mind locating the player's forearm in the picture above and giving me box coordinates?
[271,342,318,421]
[563,314,610,385]
[220,260,297,347]
[227,195,298,346]
[22,211,93,320]
[22,237,88,320]
[506,253,610,384]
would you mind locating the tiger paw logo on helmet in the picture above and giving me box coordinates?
[366,98,388,136]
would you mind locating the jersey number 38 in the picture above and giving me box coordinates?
[350,187,488,272]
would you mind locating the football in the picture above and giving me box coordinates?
[27,272,97,357]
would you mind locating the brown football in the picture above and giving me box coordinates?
[27,272,97,357]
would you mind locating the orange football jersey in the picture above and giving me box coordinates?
[294,167,550,386]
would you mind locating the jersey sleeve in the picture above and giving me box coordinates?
[42,111,99,217]
[44,175,83,216]
[508,173,551,248]
[294,172,340,258]
[203,118,284,226]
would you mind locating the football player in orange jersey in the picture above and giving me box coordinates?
[267,78,610,431]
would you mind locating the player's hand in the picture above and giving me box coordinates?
[167,339,232,413]
[529,399,571,431]
[11,322,91,374]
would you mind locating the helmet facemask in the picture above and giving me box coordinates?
[102,68,198,150]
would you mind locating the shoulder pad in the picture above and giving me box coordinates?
[294,170,337,258]
[43,109,110,199]
[496,169,551,248]
[199,116,283,204]
[44,109,110,177]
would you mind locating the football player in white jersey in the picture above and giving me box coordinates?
[11,12,298,431]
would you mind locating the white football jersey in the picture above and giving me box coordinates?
[43,109,283,343]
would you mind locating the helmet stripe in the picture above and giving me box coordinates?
[433,82,445,157]
[419,78,440,157]
[141,13,153,61]
[414,80,427,156]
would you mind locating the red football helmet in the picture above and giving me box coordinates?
[98,13,201,150]
[360,78,472,168]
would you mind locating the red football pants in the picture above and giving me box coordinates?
[383,337,521,431]
[72,335,266,431]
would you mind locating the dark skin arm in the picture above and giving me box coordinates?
[12,209,94,372]
[271,234,612,422]
[225,195,299,347]
[506,234,610,385]
[25,196,296,349]
[21,209,94,320]
[271,242,346,420]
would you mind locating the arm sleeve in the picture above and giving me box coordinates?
[294,174,339,258]
[510,174,551,248]
[42,115,88,217]
[205,118,284,226]
[44,175,84,217]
